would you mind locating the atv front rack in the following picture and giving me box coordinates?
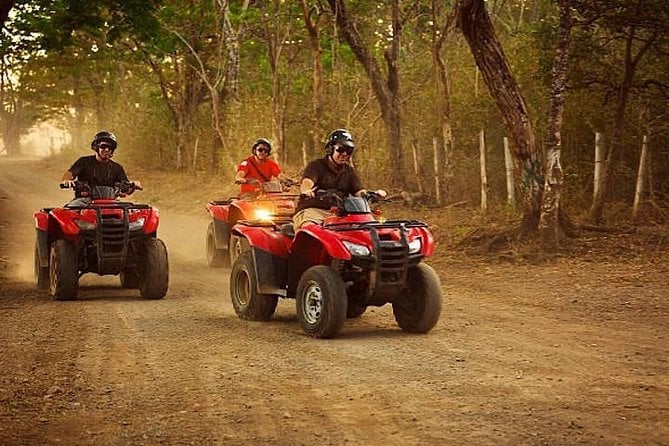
[326,220,429,301]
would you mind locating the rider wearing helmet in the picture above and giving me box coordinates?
[292,128,386,229]
[235,137,283,199]
[61,131,141,200]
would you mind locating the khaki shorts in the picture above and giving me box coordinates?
[293,207,331,229]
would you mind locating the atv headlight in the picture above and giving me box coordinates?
[75,220,96,230]
[408,237,422,254]
[128,217,146,231]
[255,208,273,221]
[343,240,371,257]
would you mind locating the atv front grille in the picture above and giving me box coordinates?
[370,228,409,287]
[95,210,130,273]
[99,214,129,254]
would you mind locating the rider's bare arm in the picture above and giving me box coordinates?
[235,170,248,183]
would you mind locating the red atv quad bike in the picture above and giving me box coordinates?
[33,181,169,301]
[229,190,443,339]
[205,178,299,268]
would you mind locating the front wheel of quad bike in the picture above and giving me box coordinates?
[120,268,140,288]
[296,266,347,339]
[34,240,49,290]
[49,239,79,300]
[206,222,229,268]
[230,251,278,321]
[392,263,442,333]
[139,238,169,300]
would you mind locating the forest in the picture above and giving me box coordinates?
[1,0,667,243]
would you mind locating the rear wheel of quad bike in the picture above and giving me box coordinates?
[139,238,169,300]
[49,239,79,300]
[34,240,49,291]
[392,263,442,333]
[206,222,229,268]
[120,268,140,289]
[230,252,278,321]
[229,234,250,267]
[296,266,347,339]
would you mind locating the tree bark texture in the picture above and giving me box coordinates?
[455,0,542,233]
[539,0,572,248]
[328,0,404,187]
[300,0,325,158]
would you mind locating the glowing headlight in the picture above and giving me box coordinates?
[408,238,422,254]
[255,208,273,221]
[342,240,371,257]
[75,220,96,230]
[128,217,146,231]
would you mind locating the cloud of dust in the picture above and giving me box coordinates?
[20,121,71,157]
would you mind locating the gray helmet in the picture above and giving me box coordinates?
[252,138,272,155]
[91,131,117,151]
[325,129,355,155]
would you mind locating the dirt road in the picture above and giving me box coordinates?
[1,158,667,445]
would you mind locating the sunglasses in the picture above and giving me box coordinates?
[98,144,115,151]
[335,146,354,155]
[256,147,270,153]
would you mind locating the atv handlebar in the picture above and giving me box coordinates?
[60,180,142,195]
[314,189,386,204]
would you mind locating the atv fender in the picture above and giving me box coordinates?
[34,211,49,231]
[35,229,49,268]
[143,207,161,235]
[206,202,232,221]
[213,219,231,250]
[294,225,352,261]
[231,225,290,257]
[250,246,288,296]
[50,208,82,236]
[231,225,291,296]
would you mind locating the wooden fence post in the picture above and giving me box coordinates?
[503,136,515,208]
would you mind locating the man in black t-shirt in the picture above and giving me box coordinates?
[293,129,386,229]
[61,131,141,204]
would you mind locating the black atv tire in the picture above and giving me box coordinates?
[230,251,278,321]
[296,266,347,339]
[206,222,229,268]
[34,240,49,291]
[49,239,79,300]
[120,268,141,288]
[392,263,442,333]
[139,238,169,300]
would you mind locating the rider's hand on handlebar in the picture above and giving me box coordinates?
[376,189,387,198]
[235,178,246,185]
[131,181,143,191]
[301,186,316,198]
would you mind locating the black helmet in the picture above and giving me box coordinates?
[252,138,272,155]
[325,128,355,155]
[91,131,118,151]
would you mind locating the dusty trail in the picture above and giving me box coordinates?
[0,158,667,445]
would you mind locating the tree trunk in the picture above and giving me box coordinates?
[300,0,325,158]
[539,0,572,249]
[455,0,541,233]
[328,0,405,188]
[589,25,656,224]
[431,0,455,202]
